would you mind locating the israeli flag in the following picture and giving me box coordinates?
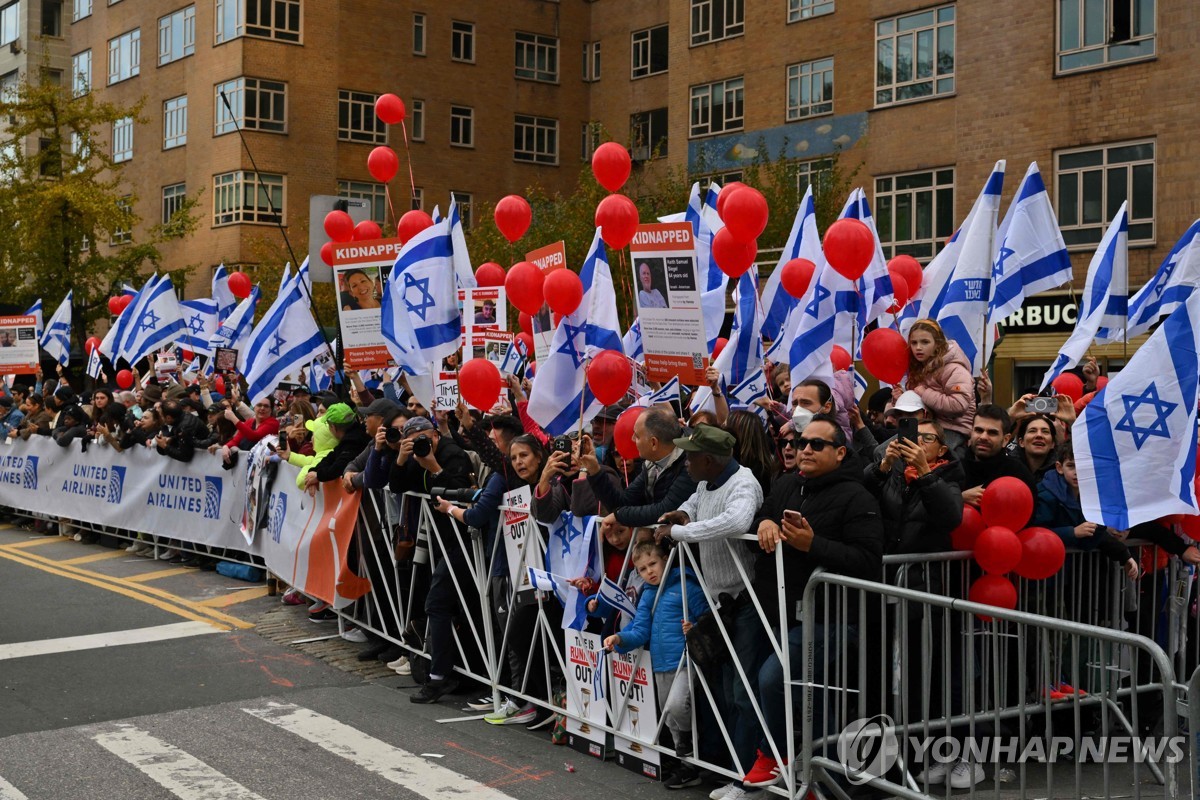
[934,160,1006,373]
[1041,204,1128,391]
[1073,287,1200,530]
[99,277,148,361]
[177,298,219,357]
[381,219,461,376]
[1101,218,1200,342]
[761,185,821,341]
[528,567,561,594]
[840,188,896,332]
[307,360,333,393]
[278,262,291,293]
[636,375,681,408]
[692,269,764,411]
[116,275,186,367]
[121,283,138,297]
[527,229,623,435]
[25,299,43,339]
[39,292,72,366]
[448,197,478,290]
[728,371,769,421]
[209,286,260,354]
[987,162,1072,326]
[85,347,103,380]
[777,258,855,392]
[544,511,600,630]
[623,317,644,361]
[598,575,638,617]
[242,271,327,403]
[211,264,238,321]
[498,337,526,377]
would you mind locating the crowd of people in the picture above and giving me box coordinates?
[3,318,1197,798]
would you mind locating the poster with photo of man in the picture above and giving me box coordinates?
[629,223,709,385]
[0,316,39,375]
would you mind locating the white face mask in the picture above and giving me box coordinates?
[791,407,814,433]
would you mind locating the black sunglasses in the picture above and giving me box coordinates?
[789,436,840,452]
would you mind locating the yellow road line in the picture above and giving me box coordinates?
[60,550,130,566]
[0,537,65,549]
[197,587,270,608]
[125,566,197,583]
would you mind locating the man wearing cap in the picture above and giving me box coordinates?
[342,397,400,493]
[590,404,623,462]
[155,399,206,462]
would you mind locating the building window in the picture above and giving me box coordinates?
[410,98,424,141]
[216,0,300,44]
[338,89,387,144]
[513,114,558,165]
[690,0,743,46]
[69,131,90,173]
[874,168,955,260]
[412,12,425,55]
[410,186,423,211]
[162,182,187,224]
[112,115,133,162]
[213,170,284,226]
[337,179,386,225]
[580,120,600,161]
[72,0,91,21]
[451,191,472,228]
[1058,0,1155,73]
[689,76,743,137]
[112,196,132,245]
[451,20,474,63]
[582,41,600,82]
[163,95,187,149]
[1056,140,1154,248]
[71,49,91,96]
[107,28,140,85]
[788,0,833,21]
[630,107,668,160]
[515,32,558,82]
[787,57,833,119]
[631,25,668,78]
[795,157,834,198]
[0,2,17,46]
[158,6,196,66]
[876,5,954,107]
[42,0,63,36]
[215,77,286,135]
[450,105,473,147]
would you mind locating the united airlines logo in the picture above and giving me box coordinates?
[108,465,126,504]
[203,477,222,520]
[148,474,223,517]
[0,454,39,490]
[22,455,37,490]
[267,492,287,544]
[61,463,125,502]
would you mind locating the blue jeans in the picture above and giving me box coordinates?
[720,601,768,773]
[757,623,848,761]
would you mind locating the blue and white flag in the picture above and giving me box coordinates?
[85,346,103,380]
[177,298,219,357]
[25,299,43,339]
[988,162,1072,326]
[528,566,562,594]
[764,186,828,364]
[934,160,1005,374]
[1101,218,1200,342]
[527,229,623,435]
[545,511,600,630]
[636,376,680,408]
[447,197,478,290]
[1073,288,1200,530]
[622,318,644,361]
[208,286,260,355]
[241,271,326,404]
[381,219,460,378]
[1041,204,1127,391]
[99,278,149,361]
[121,283,138,297]
[39,292,72,366]
[116,275,186,367]
[598,576,637,617]
[691,269,764,412]
[211,264,238,321]
[728,370,769,421]
[760,185,821,340]
[498,337,527,377]
[307,360,333,393]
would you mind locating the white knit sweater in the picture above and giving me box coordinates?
[670,465,763,598]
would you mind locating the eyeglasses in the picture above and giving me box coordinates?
[917,433,944,444]
[790,437,839,452]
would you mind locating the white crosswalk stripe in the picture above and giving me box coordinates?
[0,776,29,800]
[242,701,520,800]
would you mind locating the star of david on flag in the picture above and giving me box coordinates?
[545,510,600,630]
[381,219,460,379]
[177,298,219,357]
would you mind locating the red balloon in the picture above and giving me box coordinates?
[721,186,769,243]
[84,336,101,355]
[888,255,923,296]
[516,331,535,356]
[353,220,382,242]
[1015,527,1067,580]
[1095,375,1109,391]
[1051,372,1084,403]
[980,476,1034,532]
[587,350,632,406]
[374,93,406,125]
[475,262,507,288]
[228,271,252,299]
[505,261,545,316]
[179,348,194,362]
[712,337,728,361]
[320,241,336,266]
[213,375,226,395]
[117,294,134,313]
[460,358,502,410]
[715,182,747,219]
[974,526,1023,574]
[711,227,757,278]
[830,345,852,373]
[108,296,123,315]
[884,274,910,314]
[518,311,533,336]
[115,369,134,389]
[781,258,816,300]
[594,194,639,250]
[553,311,564,327]
[494,195,532,243]
[324,210,355,243]
[823,218,875,280]
[860,328,909,385]
[397,210,434,244]
[968,575,1018,621]
[544,269,584,316]
[614,407,644,459]
[366,146,399,183]
[951,504,986,551]
[1181,515,1200,542]
[591,142,632,193]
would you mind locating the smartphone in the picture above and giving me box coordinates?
[783,509,803,526]
[897,417,918,444]
[267,442,277,452]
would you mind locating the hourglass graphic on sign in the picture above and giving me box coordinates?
[627,704,643,752]
[579,688,592,733]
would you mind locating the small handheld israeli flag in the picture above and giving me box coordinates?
[527,567,560,594]
[598,575,638,618]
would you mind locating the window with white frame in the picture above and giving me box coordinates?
[108,28,140,84]
[795,157,834,198]
[410,186,423,211]
[73,0,91,21]
[875,5,954,107]
[162,182,187,224]
[787,0,833,21]
[0,70,17,105]
[337,179,386,225]
[1056,140,1154,248]
[582,41,600,81]
[515,32,558,82]
[410,98,424,141]
[216,0,300,44]
[580,120,600,161]
[451,191,472,228]
[412,12,425,55]
[215,77,286,135]
[112,115,133,162]
[690,0,743,46]
[631,25,668,78]
[451,20,474,62]
[787,57,833,119]
[630,107,668,159]
[71,49,91,96]
[111,196,132,244]
[689,76,743,137]
[69,131,90,173]
[873,168,955,260]
[337,89,387,144]
[450,105,473,147]
[163,95,187,149]
[213,170,284,225]
[158,6,195,66]
[513,114,557,165]
[0,2,18,46]
[1058,0,1155,74]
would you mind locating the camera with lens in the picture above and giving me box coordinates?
[551,435,573,455]
[385,426,404,444]
[430,487,481,503]
[412,433,433,458]
[1025,395,1057,414]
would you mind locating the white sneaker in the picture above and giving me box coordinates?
[718,787,756,800]
[158,548,179,561]
[710,783,741,800]
[394,659,411,675]
[948,760,985,789]
[387,655,409,672]
[483,698,522,724]
[918,760,950,784]
[340,628,368,643]
[125,542,140,553]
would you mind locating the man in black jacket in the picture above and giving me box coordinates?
[960,405,1036,509]
[155,400,207,462]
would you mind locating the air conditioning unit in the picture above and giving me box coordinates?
[630,145,650,163]
[9,39,20,55]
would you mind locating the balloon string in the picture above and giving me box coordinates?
[400,120,418,213]
[617,249,634,335]
[384,186,397,232]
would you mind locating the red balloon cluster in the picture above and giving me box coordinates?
[228,271,252,299]
[544,269,584,316]
[591,142,631,193]
[495,195,532,243]
[324,210,355,243]
[595,194,639,250]
[397,210,434,244]
[475,262,507,288]
[505,262,545,316]
[888,255,923,298]
[823,219,875,281]
[459,359,502,410]
[860,328,908,385]
[950,505,986,550]
[781,258,816,300]
[613,406,643,459]
[711,184,766,277]
[885,274,910,314]
[587,350,632,405]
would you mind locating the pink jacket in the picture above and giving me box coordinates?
[910,342,975,436]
